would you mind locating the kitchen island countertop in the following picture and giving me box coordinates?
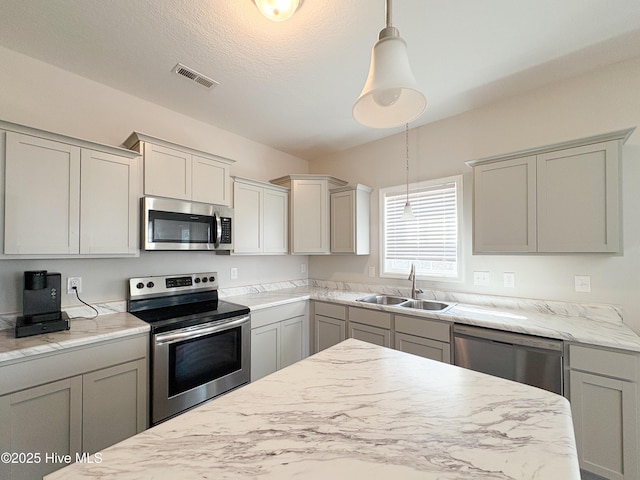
[46,338,580,479]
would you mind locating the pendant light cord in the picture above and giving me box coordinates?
[405,122,410,204]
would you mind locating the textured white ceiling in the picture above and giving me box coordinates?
[1,0,640,160]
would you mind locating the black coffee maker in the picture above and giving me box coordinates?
[15,271,70,338]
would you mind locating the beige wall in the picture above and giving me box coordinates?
[0,46,309,314]
[310,55,640,335]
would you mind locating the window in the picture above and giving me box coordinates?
[380,175,462,281]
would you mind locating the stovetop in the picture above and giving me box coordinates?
[127,272,250,334]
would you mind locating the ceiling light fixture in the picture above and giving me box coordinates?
[254,0,302,21]
[353,0,426,129]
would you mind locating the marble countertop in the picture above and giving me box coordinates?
[2,279,639,366]
[46,339,580,480]
[0,312,149,365]
[224,285,640,353]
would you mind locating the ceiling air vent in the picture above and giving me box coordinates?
[172,63,219,89]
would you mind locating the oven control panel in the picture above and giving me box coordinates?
[128,272,218,298]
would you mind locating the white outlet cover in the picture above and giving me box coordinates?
[503,272,515,288]
[575,275,591,293]
[368,266,376,277]
[473,271,490,286]
[230,268,238,280]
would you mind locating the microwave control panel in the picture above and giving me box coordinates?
[220,217,232,243]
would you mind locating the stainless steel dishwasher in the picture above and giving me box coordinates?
[453,324,564,395]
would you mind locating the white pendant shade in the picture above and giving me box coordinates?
[353,35,427,128]
[402,201,416,220]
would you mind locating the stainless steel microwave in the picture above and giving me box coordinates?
[142,196,233,252]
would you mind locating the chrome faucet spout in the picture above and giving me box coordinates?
[408,263,423,299]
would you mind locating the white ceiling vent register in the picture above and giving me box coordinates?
[172,63,219,89]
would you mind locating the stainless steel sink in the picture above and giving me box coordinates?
[356,294,411,305]
[400,299,454,312]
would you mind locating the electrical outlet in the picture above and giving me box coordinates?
[67,277,82,294]
[301,263,307,274]
[368,266,376,278]
[230,268,238,280]
[473,271,490,286]
[503,272,516,288]
[575,275,591,293]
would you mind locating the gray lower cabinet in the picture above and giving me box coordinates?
[82,359,147,454]
[0,377,83,480]
[314,302,347,352]
[0,334,148,480]
[347,307,392,348]
[250,301,309,382]
[394,314,451,363]
[568,344,639,480]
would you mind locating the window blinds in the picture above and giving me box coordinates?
[383,179,458,277]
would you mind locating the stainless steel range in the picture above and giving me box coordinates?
[128,272,250,425]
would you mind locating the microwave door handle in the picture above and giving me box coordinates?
[214,211,222,248]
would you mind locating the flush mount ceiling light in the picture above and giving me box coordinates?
[353,0,426,128]
[254,0,302,21]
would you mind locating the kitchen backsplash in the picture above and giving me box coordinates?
[0,278,623,331]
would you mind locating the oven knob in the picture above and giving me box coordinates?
[136,282,144,289]
[202,277,208,283]
[209,276,215,282]
[194,277,201,283]
[147,281,155,288]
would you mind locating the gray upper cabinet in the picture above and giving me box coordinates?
[1,121,140,258]
[330,184,372,255]
[468,128,634,254]
[124,132,234,206]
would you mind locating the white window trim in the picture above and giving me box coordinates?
[379,174,463,282]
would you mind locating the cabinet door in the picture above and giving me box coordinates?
[234,182,263,253]
[263,188,288,254]
[570,370,638,480]
[192,154,231,206]
[280,316,304,369]
[314,315,346,352]
[348,322,391,347]
[331,189,355,253]
[473,156,536,253]
[537,141,620,252]
[291,179,329,254]
[395,332,451,363]
[251,323,280,381]
[4,132,80,254]
[143,143,191,200]
[0,377,82,480]
[80,149,138,254]
[82,359,148,454]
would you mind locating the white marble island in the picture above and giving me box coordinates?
[46,339,580,480]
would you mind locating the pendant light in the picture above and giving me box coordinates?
[254,0,302,21]
[353,0,426,128]
[402,122,415,220]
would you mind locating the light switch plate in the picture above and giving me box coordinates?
[575,275,591,293]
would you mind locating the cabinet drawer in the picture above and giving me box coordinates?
[348,307,391,329]
[251,301,307,329]
[395,315,450,343]
[569,344,638,381]
[315,301,346,320]
[0,334,148,395]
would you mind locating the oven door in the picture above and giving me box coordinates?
[151,314,250,424]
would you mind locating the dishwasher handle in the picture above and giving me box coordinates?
[453,324,563,352]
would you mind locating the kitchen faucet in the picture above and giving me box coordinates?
[408,263,423,299]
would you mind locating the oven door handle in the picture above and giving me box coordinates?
[155,315,249,345]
